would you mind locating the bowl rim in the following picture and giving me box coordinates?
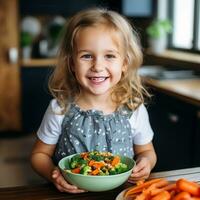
[58,153,136,178]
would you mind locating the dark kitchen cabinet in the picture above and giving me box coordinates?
[147,90,199,172]
[21,67,53,133]
[193,110,200,166]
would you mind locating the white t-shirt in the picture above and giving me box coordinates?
[37,99,154,146]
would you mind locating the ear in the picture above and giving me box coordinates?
[122,59,128,72]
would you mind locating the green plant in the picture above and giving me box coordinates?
[20,31,33,47]
[146,19,172,39]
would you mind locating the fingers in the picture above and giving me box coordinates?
[132,158,146,173]
[52,169,87,193]
[129,173,149,183]
[55,183,86,193]
[129,158,151,182]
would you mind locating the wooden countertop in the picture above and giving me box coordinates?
[144,78,200,107]
[0,167,199,200]
[20,58,57,67]
[146,50,200,65]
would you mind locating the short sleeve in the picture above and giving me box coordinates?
[37,99,64,144]
[129,104,154,145]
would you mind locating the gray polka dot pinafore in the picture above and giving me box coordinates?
[53,103,134,165]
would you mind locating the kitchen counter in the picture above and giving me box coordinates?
[144,78,200,107]
[0,167,199,200]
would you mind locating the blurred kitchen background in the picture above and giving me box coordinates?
[0,0,200,187]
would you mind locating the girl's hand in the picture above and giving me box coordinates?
[52,168,87,193]
[128,157,151,183]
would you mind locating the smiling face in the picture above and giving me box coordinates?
[72,25,126,99]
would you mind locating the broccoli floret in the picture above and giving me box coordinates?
[99,170,109,176]
[70,155,88,169]
[115,163,128,174]
[90,154,104,161]
[88,151,104,161]
[70,160,79,169]
[109,168,117,175]
[80,166,92,175]
[79,159,87,165]
[71,154,81,162]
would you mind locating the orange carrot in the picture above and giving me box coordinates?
[150,183,176,196]
[162,183,177,191]
[125,178,200,200]
[170,189,176,199]
[136,179,145,186]
[91,168,100,175]
[127,183,156,198]
[88,160,95,166]
[92,162,105,169]
[154,179,169,188]
[81,152,89,160]
[111,156,120,166]
[71,167,81,174]
[151,190,171,200]
[134,191,149,200]
[125,178,163,197]
[173,191,191,200]
[150,188,165,196]
[176,178,200,196]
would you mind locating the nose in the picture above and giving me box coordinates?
[91,57,104,72]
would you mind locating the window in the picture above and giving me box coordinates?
[169,0,200,52]
[122,0,153,17]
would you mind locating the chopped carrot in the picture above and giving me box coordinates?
[125,177,200,200]
[92,162,105,169]
[89,161,105,169]
[154,179,169,188]
[125,178,163,197]
[88,160,95,167]
[111,156,120,166]
[91,168,100,175]
[151,190,171,200]
[80,152,89,160]
[170,189,176,199]
[134,191,149,200]
[150,183,176,196]
[135,180,169,199]
[162,183,177,191]
[136,180,145,186]
[71,167,81,174]
[176,178,200,196]
[150,188,164,196]
[173,191,191,200]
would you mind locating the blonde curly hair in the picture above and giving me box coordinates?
[49,8,149,112]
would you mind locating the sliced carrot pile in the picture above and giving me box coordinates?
[125,178,163,197]
[124,178,200,200]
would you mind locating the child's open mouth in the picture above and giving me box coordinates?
[88,76,109,83]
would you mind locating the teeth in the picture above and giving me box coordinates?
[90,77,106,82]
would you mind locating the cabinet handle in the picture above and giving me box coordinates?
[8,47,18,64]
[168,113,179,123]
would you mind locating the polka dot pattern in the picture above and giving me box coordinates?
[53,104,134,164]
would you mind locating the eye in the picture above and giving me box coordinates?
[105,54,116,59]
[80,54,92,59]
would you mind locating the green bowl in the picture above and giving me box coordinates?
[58,153,135,192]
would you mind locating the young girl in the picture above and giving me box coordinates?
[31,8,157,193]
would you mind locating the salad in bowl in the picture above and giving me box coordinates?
[58,151,135,192]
